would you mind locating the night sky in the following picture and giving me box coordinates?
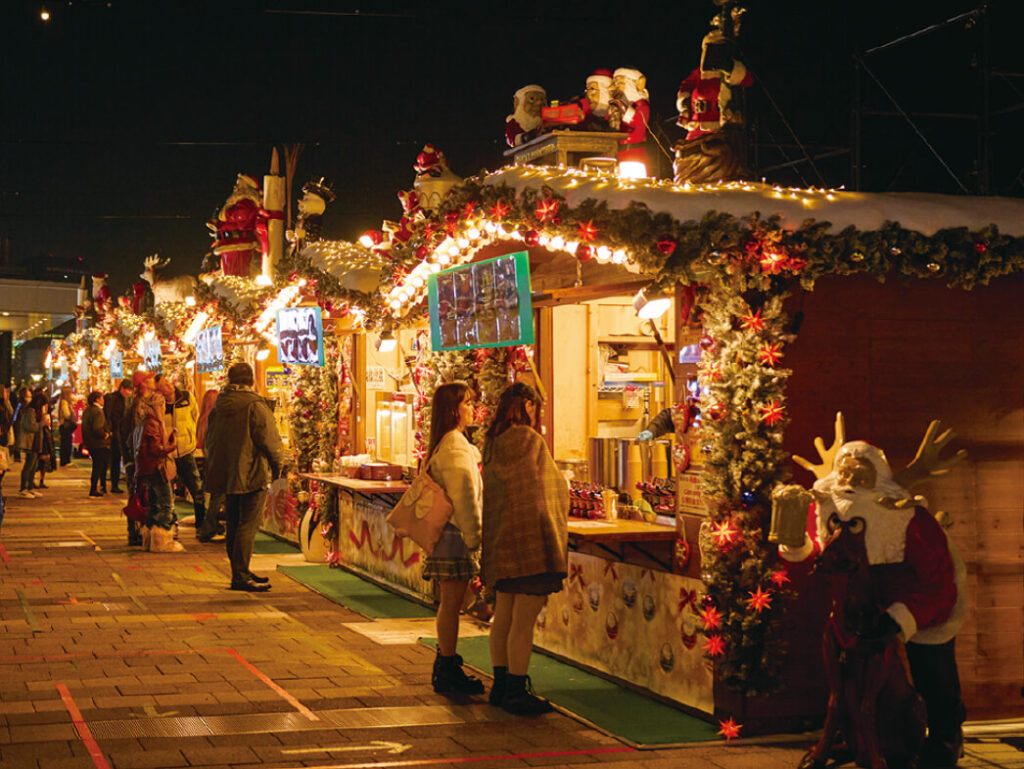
[2,0,1019,297]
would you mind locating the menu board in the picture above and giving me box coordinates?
[195,325,225,373]
[276,306,324,366]
[143,338,163,374]
[110,350,123,381]
[428,251,534,351]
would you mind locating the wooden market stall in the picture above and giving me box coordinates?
[349,162,1024,731]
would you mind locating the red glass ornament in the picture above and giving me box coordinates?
[657,236,678,256]
[524,230,539,246]
[577,244,592,261]
[974,242,988,254]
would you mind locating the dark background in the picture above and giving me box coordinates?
[2,0,1020,296]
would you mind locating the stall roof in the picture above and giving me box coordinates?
[484,166,1024,237]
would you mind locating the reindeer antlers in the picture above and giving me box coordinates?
[143,254,170,269]
[893,420,967,490]
[793,411,846,481]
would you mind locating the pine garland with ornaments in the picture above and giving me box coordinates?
[695,282,796,695]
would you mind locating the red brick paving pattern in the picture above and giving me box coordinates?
[1,462,1019,769]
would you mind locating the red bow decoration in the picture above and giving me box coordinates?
[568,563,585,586]
[639,568,657,583]
[678,588,698,613]
[602,561,618,580]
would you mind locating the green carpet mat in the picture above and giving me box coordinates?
[422,636,719,746]
[278,564,434,619]
[253,532,300,554]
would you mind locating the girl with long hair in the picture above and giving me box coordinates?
[481,382,569,715]
[423,381,485,696]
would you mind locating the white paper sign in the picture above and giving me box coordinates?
[366,366,386,390]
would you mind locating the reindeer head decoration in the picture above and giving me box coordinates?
[141,254,171,286]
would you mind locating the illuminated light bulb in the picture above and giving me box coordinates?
[297,278,307,287]
[467,228,480,240]
[448,245,459,257]
[537,234,549,246]
[438,253,451,266]
[411,276,425,288]
[612,249,627,264]
[550,235,565,250]
[565,241,579,254]
[40,8,50,21]
[457,238,469,249]
[389,299,401,310]
[596,246,612,262]
[618,161,647,179]
[255,274,272,286]
[428,263,441,273]
[185,295,196,307]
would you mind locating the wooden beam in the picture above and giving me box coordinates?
[531,279,649,307]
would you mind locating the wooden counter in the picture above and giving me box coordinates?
[299,473,409,495]
[567,517,676,543]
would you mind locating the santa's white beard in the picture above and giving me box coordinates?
[813,478,915,565]
[617,80,649,104]
[591,98,610,117]
[513,108,541,132]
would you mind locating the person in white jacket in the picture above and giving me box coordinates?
[423,381,484,696]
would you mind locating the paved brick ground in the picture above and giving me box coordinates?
[1,462,1021,769]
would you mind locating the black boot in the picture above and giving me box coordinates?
[431,653,485,695]
[489,666,507,705]
[194,501,206,529]
[501,674,553,716]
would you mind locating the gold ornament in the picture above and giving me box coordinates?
[850,251,865,262]
[927,262,941,273]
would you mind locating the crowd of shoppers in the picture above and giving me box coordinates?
[422,380,568,717]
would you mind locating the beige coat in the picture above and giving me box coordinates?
[427,429,482,549]
[481,425,569,586]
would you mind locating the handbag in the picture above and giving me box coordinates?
[386,454,453,555]
[0,446,9,474]
[123,484,148,523]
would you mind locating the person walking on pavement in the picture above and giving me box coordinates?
[104,379,132,494]
[35,398,56,488]
[57,386,76,466]
[481,382,569,716]
[422,381,486,697]
[10,386,29,463]
[131,373,182,553]
[155,375,206,536]
[16,391,43,498]
[81,390,110,497]
[0,386,14,526]
[204,362,286,592]
[195,388,225,542]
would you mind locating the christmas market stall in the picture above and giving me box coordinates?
[360,156,1024,732]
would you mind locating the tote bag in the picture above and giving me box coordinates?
[386,454,453,555]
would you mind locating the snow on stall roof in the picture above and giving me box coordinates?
[484,166,1024,237]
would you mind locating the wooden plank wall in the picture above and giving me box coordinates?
[782,273,1024,718]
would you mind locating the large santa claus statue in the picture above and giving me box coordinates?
[609,68,651,168]
[676,30,753,141]
[505,85,547,148]
[91,273,112,319]
[210,174,262,277]
[773,416,967,768]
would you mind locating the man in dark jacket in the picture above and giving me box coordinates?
[104,379,132,493]
[204,362,286,592]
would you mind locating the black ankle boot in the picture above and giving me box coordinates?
[501,673,553,716]
[489,666,507,705]
[432,653,485,695]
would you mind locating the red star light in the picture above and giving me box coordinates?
[699,605,723,631]
[577,219,599,242]
[711,519,740,548]
[739,310,765,332]
[760,250,786,274]
[698,360,722,382]
[718,718,743,740]
[489,201,510,220]
[462,202,476,218]
[771,570,791,587]
[760,400,785,426]
[747,587,773,613]
[704,634,726,657]
[536,199,560,222]
[757,342,783,366]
